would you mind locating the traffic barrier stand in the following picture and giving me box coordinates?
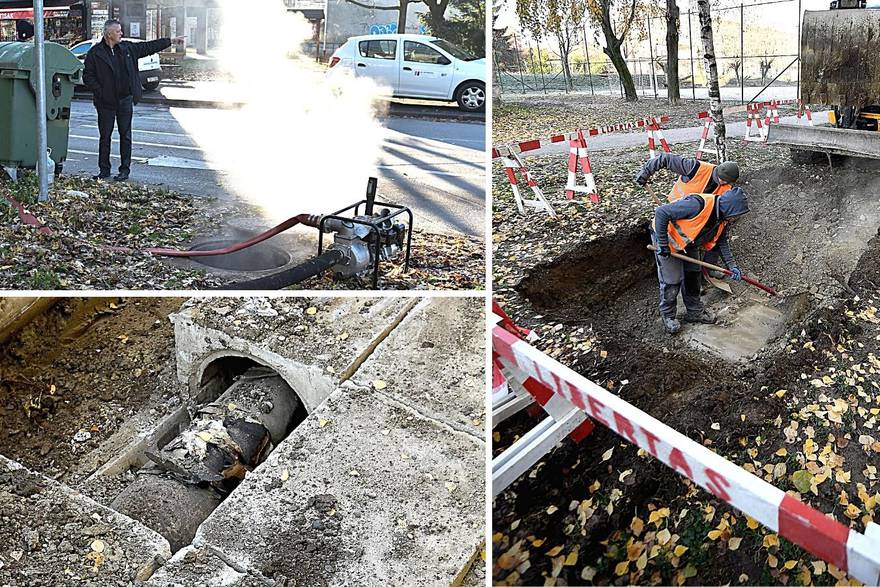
[492,306,594,494]
[564,129,599,203]
[743,103,767,142]
[646,118,672,159]
[695,112,719,161]
[798,100,814,126]
[491,304,880,585]
[497,146,557,218]
[763,99,781,128]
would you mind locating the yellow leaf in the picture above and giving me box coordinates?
[532,538,545,547]
[614,561,629,576]
[776,447,788,457]
[196,431,213,442]
[546,546,563,557]
[564,551,578,566]
[763,534,780,548]
[492,532,503,543]
[372,379,387,390]
[784,560,797,570]
[673,545,688,557]
[547,505,558,515]
[768,554,778,568]
[319,418,330,428]
[280,469,289,482]
[845,504,861,519]
[746,516,759,530]
[630,517,645,536]
[812,561,826,574]
[728,537,742,551]
[657,528,671,545]
[707,530,722,540]
[306,307,317,315]
[648,507,670,525]
[636,552,648,570]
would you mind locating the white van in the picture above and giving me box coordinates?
[328,34,486,112]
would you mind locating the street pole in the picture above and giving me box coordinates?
[646,15,657,99]
[33,0,49,201]
[687,10,695,101]
[740,1,744,104]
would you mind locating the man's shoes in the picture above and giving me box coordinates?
[683,309,717,324]
[113,173,129,182]
[662,317,681,334]
[93,172,111,180]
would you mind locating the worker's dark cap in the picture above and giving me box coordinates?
[716,161,740,184]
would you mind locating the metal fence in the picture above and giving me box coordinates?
[494,0,804,104]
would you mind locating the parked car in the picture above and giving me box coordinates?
[69,38,162,92]
[328,34,486,112]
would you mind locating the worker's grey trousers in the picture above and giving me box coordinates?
[652,232,703,319]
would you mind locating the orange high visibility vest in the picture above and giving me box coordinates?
[667,193,727,252]
[668,161,732,202]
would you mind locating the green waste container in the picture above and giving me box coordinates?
[0,41,83,175]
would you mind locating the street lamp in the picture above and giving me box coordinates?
[33,0,49,201]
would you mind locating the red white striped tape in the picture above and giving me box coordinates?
[492,322,880,585]
[491,115,671,160]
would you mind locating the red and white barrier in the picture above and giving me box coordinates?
[497,146,557,218]
[492,311,880,585]
[646,121,672,159]
[743,103,767,142]
[565,129,599,203]
[764,99,781,127]
[798,101,814,126]
[695,112,719,161]
[491,115,671,160]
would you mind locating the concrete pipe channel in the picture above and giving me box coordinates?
[110,366,306,552]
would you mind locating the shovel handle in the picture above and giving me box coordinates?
[647,245,777,296]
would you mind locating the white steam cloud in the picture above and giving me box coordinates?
[182,0,390,220]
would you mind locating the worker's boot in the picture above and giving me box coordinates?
[662,316,681,335]
[683,309,717,324]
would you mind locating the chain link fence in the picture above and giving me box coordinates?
[494,0,803,104]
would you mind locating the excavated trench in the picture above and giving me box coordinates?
[514,162,880,428]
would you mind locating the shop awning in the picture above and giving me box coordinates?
[0,0,80,17]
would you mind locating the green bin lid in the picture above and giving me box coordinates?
[0,41,82,76]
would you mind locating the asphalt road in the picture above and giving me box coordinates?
[63,101,486,237]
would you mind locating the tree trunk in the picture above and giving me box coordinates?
[603,40,637,101]
[665,0,680,104]
[558,35,573,92]
[397,0,409,32]
[697,0,726,160]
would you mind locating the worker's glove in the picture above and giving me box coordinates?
[634,172,649,187]
[657,245,671,258]
[728,266,743,281]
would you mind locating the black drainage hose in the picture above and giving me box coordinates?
[221,248,346,290]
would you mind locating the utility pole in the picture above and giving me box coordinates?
[33,0,49,201]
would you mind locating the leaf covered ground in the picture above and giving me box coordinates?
[492,97,880,586]
[0,173,483,291]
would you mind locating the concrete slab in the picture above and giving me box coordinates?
[0,455,171,586]
[349,298,486,437]
[191,378,484,586]
[170,297,416,412]
[147,546,270,587]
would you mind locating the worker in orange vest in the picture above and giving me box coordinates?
[634,155,749,334]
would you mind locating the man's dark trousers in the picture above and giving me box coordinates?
[97,96,133,177]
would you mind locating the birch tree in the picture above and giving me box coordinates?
[697,0,726,160]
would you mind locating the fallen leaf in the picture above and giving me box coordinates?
[546,545,563,557]
[728,536,742,551]
[91,540,105,553]
[673,545,688,557]
[614,560,629,576]
[280,469,289,482]
[372,379,387,390]
[306,307,317,315]
[791,470,812,493]
[564,551,578,566]
[601,447,613,461]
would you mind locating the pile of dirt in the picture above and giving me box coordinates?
[492,105,880,585]
[0,298,187,486]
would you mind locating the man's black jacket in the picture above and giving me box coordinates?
[83,38,171,108]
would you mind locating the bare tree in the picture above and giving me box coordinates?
[517,0,584,91]
[665,0,680,104]
[727,59,742,85]
[759,54,774,85]
[587,0,639,101]
[697,0,726,160]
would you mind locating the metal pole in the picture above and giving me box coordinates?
[582,22,594,98]
[535,38,548,93]
[33,0,49,201]
[687,10,695,101]
[512,35,527,92]
[740,2,744,104]
[646,15,657,99]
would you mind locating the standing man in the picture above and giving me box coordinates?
[83,20,175,181]
[634,154,750,334]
